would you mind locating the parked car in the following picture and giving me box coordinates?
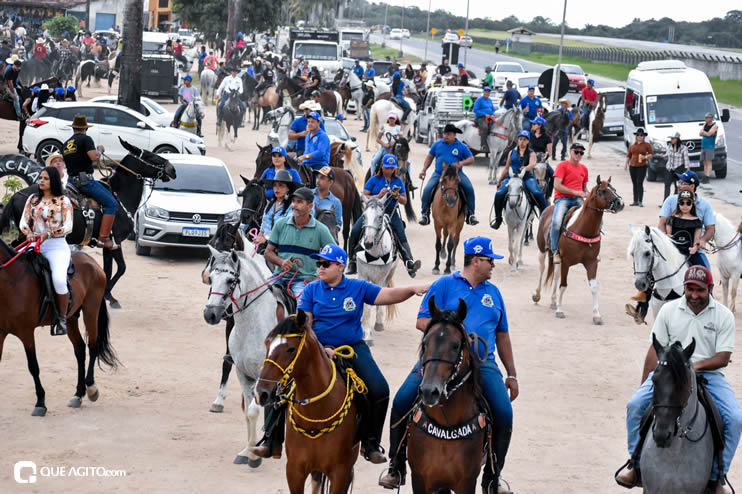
[459,36,473,48]
[595,87,626,136]
[177,29,196,47]
[24,102,205,163]
[402,29,410,39]
[324,116,363,169]
[135,155,241,256]
[442,32,459,43]
[491,62,526,90]
[559,64,587,93]
[372,60,394,78]
[390,28,404,40]
[415,86,483,145]
[90,96,174,128]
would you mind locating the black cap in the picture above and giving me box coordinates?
[292,187,314,202]
[570,142,586,150]
[633,128,647,136]
[443,123,462,134]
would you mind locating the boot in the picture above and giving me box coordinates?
[625,304,646,325]
[402,107,411,122]
[248,443,282,459]
[249,405,285,459]
[482,426,513,494]
[614,462,640,488]
[467,214,479,225]
[419,210,430,225]
[52,293,69,336]
[490,195,506,230]
[378,423,408,489]
[97,214,118,250]
[399,241,421,278]
[362,399,388,464]
[346,258,358,275]
[197,122,204,138]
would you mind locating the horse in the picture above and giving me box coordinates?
[255,310,362,493]
[217,89,242,150]
[363,136,416,222]
[179,98,205,135]
[266,106,295,149]
[203,231,289,466]
[316,207,340,244]
[640,336,714,494]
[587,94,607,158]
[276,76,310,110]
[627,225,688,322]
[199,68,217,105]
[432,164,466,275]
[533,176,624,324]
[365,98,416,151]
[337,69,363,118]
[357,196,398,345]
[237,176,268,238]
[0,238,119,416]
[319,89,343,117]
[504,170,534,272]
[408,296,488,494]
[74,59,113,98]
[713,213,742,313]
[0,139,177,308]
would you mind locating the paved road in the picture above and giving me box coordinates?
[375,33,742,206]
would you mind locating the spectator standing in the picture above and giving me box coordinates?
[624,128,653,207]
[660,132,689,200]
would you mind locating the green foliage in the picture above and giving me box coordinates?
[1,176,23,205]
[370,43,421,63]
[173,0,282,39]
[41,16,81,39]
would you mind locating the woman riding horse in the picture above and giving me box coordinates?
[254,169,300,247]
[257,146,303,200]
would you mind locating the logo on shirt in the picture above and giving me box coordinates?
[312,136,317,143]
[343,297,356,312]
[481,294,494,307]
[452,148,459,156]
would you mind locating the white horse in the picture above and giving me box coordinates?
[627,225,687,321]
[504,171,534,272]
[373,79,391,99]
[203,232,286,467]
[365,98,416,151]
[199,68,217,105]
[713,212,742,313]
[179,98,205,135]
[343,70,364,119]
[357,196,398,346]
[266,106,295,149]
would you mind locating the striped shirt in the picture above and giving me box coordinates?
[268,215,337,281]
[665,144,689,172]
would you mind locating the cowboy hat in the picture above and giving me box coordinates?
[39,83,49,91]
[5,54,19,64]
[36,38,44,44]
[262,169,300,192]
[633,128,647,136]
[443,123,462,134]
[299,100,314,110]
[558,98,569,105]
[309,101,322,112]
[45,153,64,166]
[69,114,93,129]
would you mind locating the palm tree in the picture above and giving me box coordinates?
[119,0,144,112]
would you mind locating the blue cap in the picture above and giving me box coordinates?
[67,86,75,92]
[457,63,463,67]
[55,87,65,95]
[392,71,400,78]
[530,116,546,126]
[271,146,287,156]
[527,85,535,90]
[483,86,492,91]
[355,58,360,62]
[587,78,595,85]
[307,111,321,121]
[676,170,698,185]
[182,74,192,81]
[382,154,397,168]
[30,86,39,93]
[518,130,530,139]
[463,237,503,259]
[311,244,348,265]
[336,113,345,120]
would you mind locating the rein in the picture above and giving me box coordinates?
[0,238,39,269]
[634,232,689,287]
[709,233,741,254]
[653,361,708,442]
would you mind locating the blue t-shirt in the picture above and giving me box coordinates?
[502,88,520,109]
[198,52,207,64]
[394,80,406,96]
[364,67,375,80]
[473,96,495,118]
[519,95,543,119]
[313,189,343,228]
[428,139,473,174]
[304,128,331,170]
[259,167,303,199]
[364,175,406,209]
[353,65,364,78]
[289,116,325,153]
[660,194,715,227]
[418,271,508,361]
[298,276,382,346]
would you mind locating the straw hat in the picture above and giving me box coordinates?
[5,54,19,64]
[69,114,93,129]
[299,100,314,110]
[45,153,64,166]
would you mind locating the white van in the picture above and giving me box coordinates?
[624,60,730,180]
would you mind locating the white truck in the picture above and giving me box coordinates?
[339,28,367,57]
[289,29,342,81]
[624,60,731,180]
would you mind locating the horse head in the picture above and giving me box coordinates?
[588,175,624,213]
[651,335,696,448]
[361,197,387,251]
[315,207,339,243]
[239,175,266,227]
[506,171,525,210]
[629,225,658,292]
[203,246,242,324]
[392,137,410,169]
[532,155,549,190]
[440,164,460,208]
[118,138,177,181]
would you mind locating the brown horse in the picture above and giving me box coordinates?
[319,90,341,116]
[0,240,118,416]
[431,164,466,275]
[277,76,310,110]
[587,94,608,158]
[408,296,489,494]
[532,176,624,324]
[255,311,361,494]
[249,87,280,131]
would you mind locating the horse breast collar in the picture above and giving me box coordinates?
[412,406,487,441]
[65,184,98,246]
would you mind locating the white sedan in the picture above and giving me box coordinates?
[90,95,174,127]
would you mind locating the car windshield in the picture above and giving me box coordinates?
[145,98,167,114]
[518,76,539,88]
[154,164,233,194]
[646,92,718,124]
[178,30,192,37]
[143,41,166,53]
[294,42,337,61]
[496,64,523,72]
[562,65,584,75]
[603,91,624,106]
[324,119,349,140]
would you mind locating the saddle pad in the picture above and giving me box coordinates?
[412,406,487,441]
[357,249,394,266]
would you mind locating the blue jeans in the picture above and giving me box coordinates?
[11,92,21,117]
[72,177,118,215]
[218,96,246,115]
[393,95,410,112]
[580,104,590,130]
[522,118,532,132]
[689,251,711,270]
[349,341,390,443]
[273,277,307,297]
[495,173,547,211]
[362,108,370,130]
[391,359,513,426]
[626,371,742,477]
[421,171,475,214]
[550,196,584,254]
[371,146,391,171]
[552,131,568,160]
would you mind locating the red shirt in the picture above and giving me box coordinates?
[33,44,46,59]
[581,87,598,104]
[554,160,588,198]
[174,43,183,55]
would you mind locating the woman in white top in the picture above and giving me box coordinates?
[370,113,401,172]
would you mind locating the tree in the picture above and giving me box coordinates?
[118,0,144,113]
[173,0,283,38]
[227,0,243,42]
[41,15,80,39]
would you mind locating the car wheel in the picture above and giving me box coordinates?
[647,167,658,182]
[427,127,435,147]
[715,165,727,179]
[415,122,423,143]
[135,236,151,256]
[154,144,178,154]
[35,140,63,162]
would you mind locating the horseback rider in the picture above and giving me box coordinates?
[173,75,203,137]
[550,142,589,264]
[529,116,555,198]
[615,265,742,494]
[474,86,497,153]
[346,154,421,278]
[255,61,274,97]
[312,166,342,231]
[371,112,400,171]
[255,168,300,246]
[379,236,518,493]
[18,166,73,336]
[216,66,246,127]
[204,49,218,72]
[32,37,46,60]
[250,243,429,464]
[304,67,321,98]
[288,101,325,155]
[419,124,478,226]
[491,130,548,230]
[518,86,542,132]
[578,79,598,139]
[62,114,118,249]
[391,72,412,123]
[259,146,303,199]
[297,111,330,171]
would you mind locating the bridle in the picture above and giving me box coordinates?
[585,182,622,214]
[362,202,392,248]
[633,231,689,287]
[653,359,707,442]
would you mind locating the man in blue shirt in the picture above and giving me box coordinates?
[474,86,497,152]
[298,112,330,170]
[364,61,375,82]
[173,75,203,137]
[288,102,325,154]
[312,166,343,230]
[518,86,542,132]
[419,124,478,225]
[379,237,519,492]
[499,80,520,110]
[353,59,364,78]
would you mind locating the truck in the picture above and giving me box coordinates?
[624,60,731,180]
[415,86,483,145]
[339,28,367,57]
[288,28,342,81]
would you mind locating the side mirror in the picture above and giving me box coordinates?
[721,108,730,123]
[136,121,147,129]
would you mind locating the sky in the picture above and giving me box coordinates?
[375,0,738,28]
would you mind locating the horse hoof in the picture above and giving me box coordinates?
[364,338,375,347]
[209,403,224,413]
[86,385,99,401]
[374,323,385,332]
[593,317,603,325]
[108,299,121,309]
[550,303,557,310]
[523,240,530,246]
[432,268,440,275]
[31,406,47,417]
[510,266,517,273]
[68,396,82,408]
[517,261,524,268]
[234,455,253,465]
[532,293,540,303]
[556,311,566,319]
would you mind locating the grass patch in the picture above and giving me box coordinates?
[370,43,422,63]
[468,29,605,49]
[504,52,634,81]
[709,77,742,107]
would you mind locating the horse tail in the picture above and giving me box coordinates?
[385,276,397,321]
[94,299,120,369]
[366,105,378,151]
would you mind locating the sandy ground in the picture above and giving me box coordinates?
[1,79,741,494]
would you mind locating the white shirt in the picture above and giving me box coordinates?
[379,123,400,148]
[651,295,735,374]
[217,75,243,97]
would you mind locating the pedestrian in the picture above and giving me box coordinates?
[361,81,375,132]
[624,128,653,207]
[699,112,717,184]
[482,65,494,89]
[551,98,573,161]
[499,80,520,110]
[660,132,689,200]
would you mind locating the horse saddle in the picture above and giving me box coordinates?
[25,249,75,325]
[546,205,581,251]
[66,181,106,246]
[269,284,297,321]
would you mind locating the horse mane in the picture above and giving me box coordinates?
[268,314,302,339]
[442,165,458,180]
[659,341,690,387]
[0,236,17,258]
[627,226,685,268]
[713,211,733,242]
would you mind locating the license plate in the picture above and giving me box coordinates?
[609,126,622,131]
[182,227,209,238]
[689,161,700,167]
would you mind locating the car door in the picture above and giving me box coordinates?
[97,107,150,160]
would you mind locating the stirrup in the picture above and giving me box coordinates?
[51,321,68,336]
[378,467,405,490]
[614,459,641,489]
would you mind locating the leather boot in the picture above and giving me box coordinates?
[614,462,640,488]
[399,241,421,278]
[346,258,358,275]
[482,426,513,494]
[418,210,430,225]
[378,422,408,489]
[249,405,285,459]
[490,194,506,230]
[715,484,732,494]
[362,399,388,464]
[97,214,118,250]
[53,293,69,336]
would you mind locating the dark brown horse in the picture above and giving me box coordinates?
[532,176,623,324]
[432,164,465,275]
[255,311,360,494]
[0,239,119,416]
[408,296,488,494]
[277,77,310,110]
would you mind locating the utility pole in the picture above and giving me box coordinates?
[85,0,91,31]
[463,0,469,65]
[384,4,388,28]
[424,0,431,62]
[550,0,568,104]
[398,0,405,57]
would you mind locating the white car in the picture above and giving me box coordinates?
[596,86,626,136]
[177,29,196,47]
[89,96,174,128]
[135,155,241,256]
[402,29,410,39]
[24,102,205,163]
[442,32,459,43]
[491,62,526,90]
[389,28,404,40]
[459,35,473,48]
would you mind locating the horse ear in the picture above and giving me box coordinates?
[644,225,651,236]
[207,244,220,259]
[235,228,245,251]
[608,176,612,183]
[230,249,239,264]
[596,174,601,185]
[683,338,696,362]
[456,298,467,322]
[241,174,250,185]
[428,295,439,318]
[296,309,307,329]
[652,333,664,356]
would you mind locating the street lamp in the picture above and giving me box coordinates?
[463,0,469,65]
[550,0,568,104]
[399,0,405,57]
[424,0,431,62]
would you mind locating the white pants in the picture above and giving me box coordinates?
[40,237,71,295]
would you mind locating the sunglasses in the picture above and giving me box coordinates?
[572,150,585,156]
[679,200,693,206]
[316,261,339,268]
[477,256,494,265]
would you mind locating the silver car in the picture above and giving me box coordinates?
[135,155,242,256]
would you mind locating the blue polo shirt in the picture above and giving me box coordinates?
[428,139,473,174]
[259,166,303,199]
[353,65,364,78]
[304,128,331,170]
[312,188,343,228]
[365,175,406,209]
[519,95,542,119]
[418,271,508,361]
[502,88,520,109]
[473,96,495,118]
[298,276,382,346]
[290,116,326,154]
[364,67,375,80]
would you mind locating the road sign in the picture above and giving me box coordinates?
[538,69,570,100]
[505,37,511,45]
[458,29,465,37]
[431,28,437,35]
